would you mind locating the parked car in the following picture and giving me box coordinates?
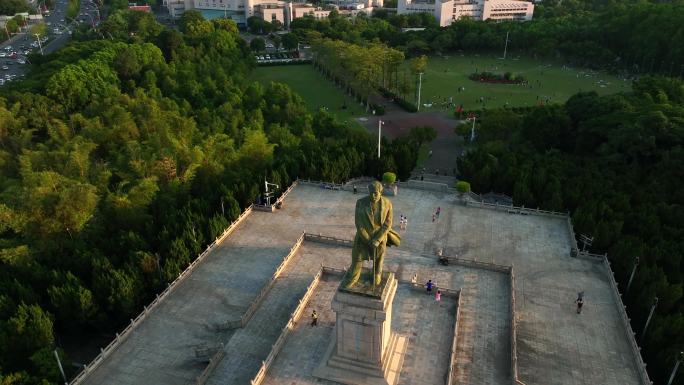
[1,66,8,70]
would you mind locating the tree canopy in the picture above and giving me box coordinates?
[0,10,417,384]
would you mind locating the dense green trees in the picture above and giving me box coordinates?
[311,39,416,110]
[0,10,416,384]
[0,0,32,16]
[458,77,684,383]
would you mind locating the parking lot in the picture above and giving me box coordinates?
[254,50,307,64]
[0,0,101,86]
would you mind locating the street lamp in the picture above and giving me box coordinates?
[34,33,44,55]
[466,113,477,142]
[53,349,67,385]
[626,256,639,293]
[416,72,423,111]
[640,296,658,343]
[667,351,684,385]
[377,120,384,158]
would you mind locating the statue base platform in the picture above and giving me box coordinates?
[313,270,407,385]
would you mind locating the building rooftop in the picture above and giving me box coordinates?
[73,182,644,385]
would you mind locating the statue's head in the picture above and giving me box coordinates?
[368,181,383,203]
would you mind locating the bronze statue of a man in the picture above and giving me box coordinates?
[345,181,401,288]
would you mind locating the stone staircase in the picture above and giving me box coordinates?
[207,269,317,385]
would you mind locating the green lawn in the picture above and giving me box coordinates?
[250,65,368,125]
[251,56,629,119]
[416,54,629,113]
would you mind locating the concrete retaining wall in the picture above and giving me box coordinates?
[304,233,353,248]
[249,269,323,385]
[445,290,462,385]
[239,232,306,328]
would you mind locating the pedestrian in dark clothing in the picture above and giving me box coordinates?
[353,185,357,194]
[575,291,585,314]
[311,310,318,326]
[426,280,434,293]
[436,207,441,218]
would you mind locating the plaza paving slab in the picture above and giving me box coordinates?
[77,183,642,385]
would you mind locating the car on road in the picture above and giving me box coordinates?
[0,53,5,58]
[18,60,25,64]
[1,66,8,70]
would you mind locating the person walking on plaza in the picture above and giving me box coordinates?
[426,279,434,294]
[436,207,441,218]
[411,273,417,284]
[432,213,436,222]
[575,291,584,314]
[403,216,408,230]
[311,310,318,326]
[576,296,584,314]
[435,290,442,301]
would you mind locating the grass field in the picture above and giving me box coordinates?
[250,65,368,125]
[417,54,628,113]
[251,55,628,121]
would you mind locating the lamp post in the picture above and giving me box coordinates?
[34,33,43,55]
[466,113,476,142]
[416,72,423,111]
[666,351,684,385]
[626,256,639,292]
[377,120,384,158]
[53,349,67,385]
[640,296,658,343]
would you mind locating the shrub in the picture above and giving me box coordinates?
[382,172,397,184]
[455,181,471,194]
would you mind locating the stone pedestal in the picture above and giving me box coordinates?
[314,270,407,385]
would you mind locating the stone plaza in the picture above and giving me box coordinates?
[71,181,648,385]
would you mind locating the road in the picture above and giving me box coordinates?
[0,0,101,86]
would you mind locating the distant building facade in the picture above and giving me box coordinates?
[397,0,533,27]
[163,0,381,26]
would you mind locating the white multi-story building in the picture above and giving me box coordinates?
[164,0,380,26]
[397,0,533,26]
